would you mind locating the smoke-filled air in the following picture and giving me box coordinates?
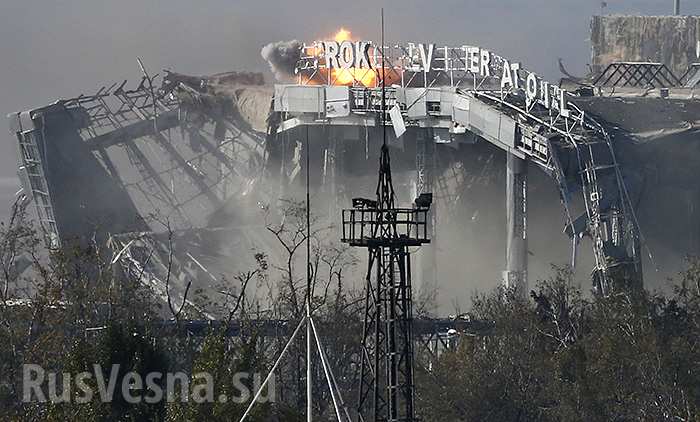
[2,1,700,421]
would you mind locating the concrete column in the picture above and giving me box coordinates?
[504,152,528,296]
[674,0,681,15]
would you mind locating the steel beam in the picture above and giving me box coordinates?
[115,91,223,208]
[86,110,180,150]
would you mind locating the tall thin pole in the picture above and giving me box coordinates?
[306,125,313,422]
[242,127,351,422]
[674,0,681,15]
[381,8,386,149]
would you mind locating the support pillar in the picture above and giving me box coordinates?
[504,152,528,296]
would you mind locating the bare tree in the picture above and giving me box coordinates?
[150,215,192,326]
[264,199,331,317]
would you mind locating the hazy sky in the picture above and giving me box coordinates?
[0,0,698,190]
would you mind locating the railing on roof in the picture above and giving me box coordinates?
[680,63,700,88]
[593,62,682,88]
[341,205,430,247]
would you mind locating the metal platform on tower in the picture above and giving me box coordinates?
[342,143,430,422]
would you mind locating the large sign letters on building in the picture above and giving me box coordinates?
[305,39,571,116]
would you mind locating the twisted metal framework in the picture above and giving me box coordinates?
[342,145,431,422]
[341,49,644,293]
[469,89,643,294]
[13,124,60,248]
[333,83,642,294]
[10,71,266,246]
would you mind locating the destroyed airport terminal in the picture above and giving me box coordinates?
[7,14,700,321]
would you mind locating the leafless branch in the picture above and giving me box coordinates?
[224,269,257,326]
[153,216,191,326]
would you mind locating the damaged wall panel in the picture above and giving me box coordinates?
[591,15,700,77]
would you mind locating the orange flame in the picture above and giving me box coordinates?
[327,28,377,87]
[334,28,351,43]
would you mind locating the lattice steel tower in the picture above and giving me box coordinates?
[342,143,431,422]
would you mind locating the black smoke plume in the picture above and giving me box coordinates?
[261,40,303,80]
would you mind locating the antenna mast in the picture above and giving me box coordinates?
[341,9,433,422]
[240,123,350,422]
[306,125,313,422]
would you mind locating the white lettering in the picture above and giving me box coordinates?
[310,39,577,120]
[75,372,94,404]
[145,372,163,404]
[122,372,142,404]
[526,72,538,106]
[501,60,513,89]
[167,371,189,402]
[22,364,46,402]
[254,373,276,404]
[232,372,249,404]
[94,364,119,403]
[355,41,372,68]
[510,62,521,89]
[419,43,435,73]
[338,41,354,69]
[559,88,571,117]
[468,47,480,73]
[47,372,71,403]
[191,372,214,403]
[323,41,340,69]
[480,49,491,77]
[540,80,550,109]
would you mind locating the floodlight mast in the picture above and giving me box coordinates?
[306,125,313,422]
[339,10,433,422]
